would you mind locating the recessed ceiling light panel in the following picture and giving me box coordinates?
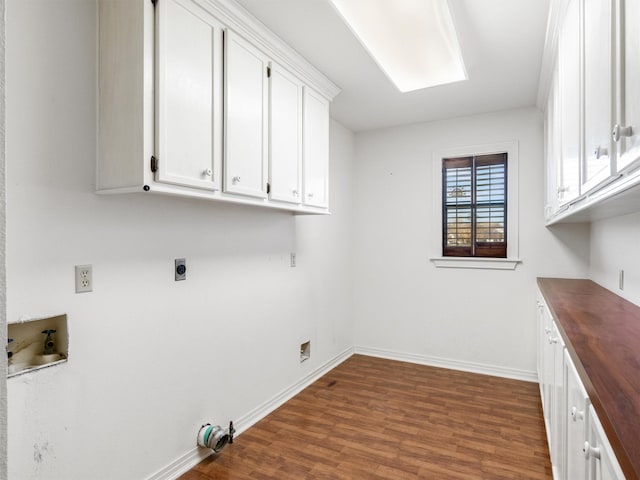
[328,0,467,92]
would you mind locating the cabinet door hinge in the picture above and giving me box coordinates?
[151,155,158,173]
[267,66,271,78]
[266,182,271,194]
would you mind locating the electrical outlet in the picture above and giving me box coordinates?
[75,265,93,293]
[175,258,187,281]
[619,270,625,290]
[290,253,296,268]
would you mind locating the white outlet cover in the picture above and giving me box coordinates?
[75,264,93,293]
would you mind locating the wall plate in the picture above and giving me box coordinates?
[75,265,93,293]
[175,258,187,281]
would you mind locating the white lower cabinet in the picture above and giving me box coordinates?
[538,294,553,441]
[586,405,626,480]
[537,293,549,407]
[537,289,626,480]
[549,323,566,478]
[537,292,566,479]
[550,320,566,480]
[565,349,590,480]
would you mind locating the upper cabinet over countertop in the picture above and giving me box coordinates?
[540,0,640,224]
[97,0,340,215]
[615,0,640,173]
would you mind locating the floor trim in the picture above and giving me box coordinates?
[233,346,354,435]
[146,449,212,480]
[145,346,354,480]
[355,345,538,382]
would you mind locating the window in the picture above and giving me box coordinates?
[431,141,519,270]
[443,153,507,258]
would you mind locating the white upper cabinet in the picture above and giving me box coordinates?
[269,63,303,204]
[155,0,223,191]
[545,64,561,220]
[97,0,340,214]
[583,0,613,190]
[303,87,330,209]
[614,0,640,172]
[541,0,640,223]
[557,0,581,205]
[223,29,269,199]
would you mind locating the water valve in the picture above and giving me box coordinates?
[41,329,57,355]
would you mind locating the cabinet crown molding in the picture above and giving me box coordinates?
[196,0,341,101]
[536,0,570,109]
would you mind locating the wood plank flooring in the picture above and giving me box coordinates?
[180,355,551,479]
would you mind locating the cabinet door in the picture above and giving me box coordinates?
[224,30,269,198]
[586,406,625,480]
[565,349,590,480]
[269,63,302,204]
[303,87,329,208]
[155,0,223,191]
[558,0,581,204]
[614,0,640,171]
[545,64,560,219]
[583,0,614,190]
[550,321,566,479]
[539,297,554,443]
[536,295,545,387]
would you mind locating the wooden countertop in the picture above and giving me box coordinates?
[537,278,640,480]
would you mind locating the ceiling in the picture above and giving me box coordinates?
[235,0,551,133]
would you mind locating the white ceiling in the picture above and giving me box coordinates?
[235,0,551,133]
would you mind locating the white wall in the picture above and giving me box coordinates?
[590,212,640,306]
[0,0,7,477]
[352,108,590,377]
[6,1,354,478]
[6,1,612,478]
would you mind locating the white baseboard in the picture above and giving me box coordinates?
[354,345,538,382]
[146,346,354,480]
[146,448,212,480]
[233,346,354,436]
[147,345,535,479]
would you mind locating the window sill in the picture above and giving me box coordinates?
[430,257,522,270]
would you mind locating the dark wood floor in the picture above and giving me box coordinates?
[180,355,551,479]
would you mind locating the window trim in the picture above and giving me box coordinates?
[430,141,521,270]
